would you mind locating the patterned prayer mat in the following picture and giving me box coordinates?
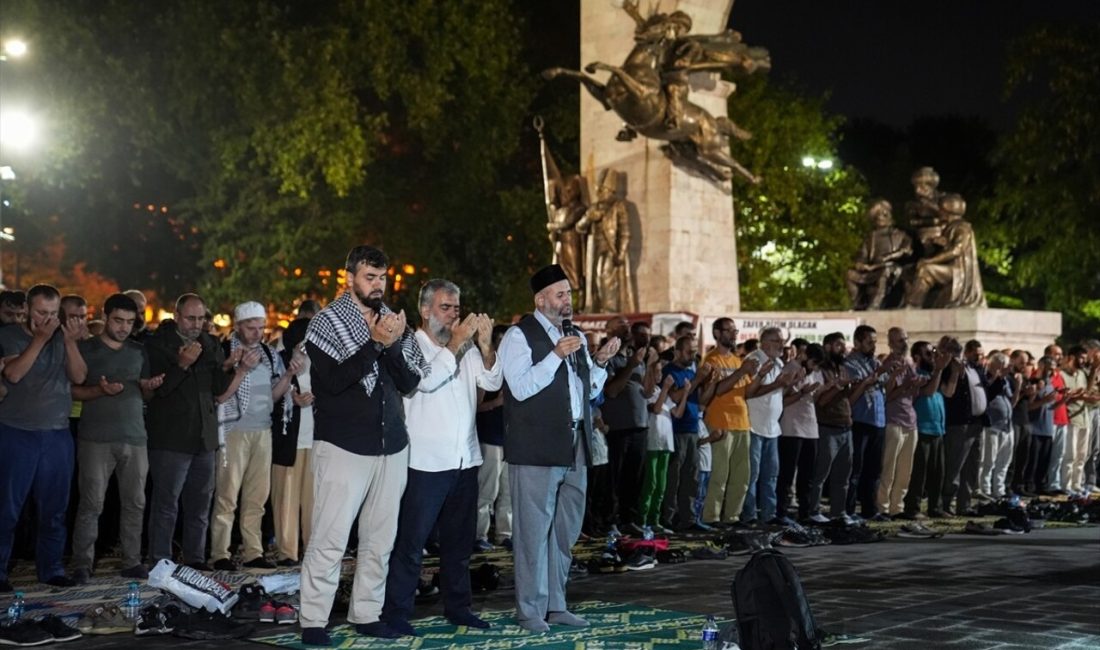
[251,600,717,649]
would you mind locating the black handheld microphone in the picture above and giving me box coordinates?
[562,318,579,368]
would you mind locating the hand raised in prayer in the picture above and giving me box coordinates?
[98,376,124,396]
[594,336,622,366]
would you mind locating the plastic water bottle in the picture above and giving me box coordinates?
[643,525,655,541]
[124,582,141,619]
[701,614,719,650]
[6,592,24,624]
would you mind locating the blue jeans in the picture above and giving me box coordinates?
[0,424,74,582]
[382,466,479,624]
[741,434,779,523]
[693,470,710,522]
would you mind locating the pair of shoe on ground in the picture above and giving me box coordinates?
[301,610,491,646]
[0,615,82,646]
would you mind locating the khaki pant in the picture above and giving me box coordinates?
[876,424,917,515]
[703,429,751,524]
[271,448,314,562]
[210,429,271,563]
[300,441,408,628]
[72,440,148,571]
[476,443,511,543]
[1064,424,1089,493]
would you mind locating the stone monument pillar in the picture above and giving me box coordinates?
[580,0,741,315]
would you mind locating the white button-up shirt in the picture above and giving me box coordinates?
[498,310,608,419]
[404,329,503,472]
[746,348,785,439]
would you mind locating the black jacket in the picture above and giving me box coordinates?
[305,340,420,456]
[146,321,233,454]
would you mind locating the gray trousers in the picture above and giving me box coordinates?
[661,433,698,527]
[510,440,586,625]
[807,425,852,517]
[72,440,149,571]
[943,422,982,512]
[147,448,216,565]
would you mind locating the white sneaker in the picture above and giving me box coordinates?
[808,513,830,524]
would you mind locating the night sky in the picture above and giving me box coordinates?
[729,0,1100,127]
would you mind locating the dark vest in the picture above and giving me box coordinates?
[503,315,594,467]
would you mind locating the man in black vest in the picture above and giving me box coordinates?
[499,264,620,633]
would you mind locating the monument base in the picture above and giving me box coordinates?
[728,308,1061,359]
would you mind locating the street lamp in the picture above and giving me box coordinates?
[0,109,37,151]
[801,156,834,171]
[0,166,12,287]
[1,39,27,60]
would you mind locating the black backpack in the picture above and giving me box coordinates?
[731,549,821,650]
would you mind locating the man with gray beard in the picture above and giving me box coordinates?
[381,279,499,635]
[145,293,241,569]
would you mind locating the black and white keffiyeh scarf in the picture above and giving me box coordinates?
[218,333,286,425]
[305,291,429,395]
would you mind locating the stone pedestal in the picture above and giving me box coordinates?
[581,0,741,315]
[725,308,1061,359]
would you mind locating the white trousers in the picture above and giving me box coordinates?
[299,441,408,628]
[476,443,512,542]
[979,427,1014,498]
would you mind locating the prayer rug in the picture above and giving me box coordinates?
[251,600,718,649]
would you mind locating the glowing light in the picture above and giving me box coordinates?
[801,156,815,168]
[402,264,416,275]
[213,258,227,269]
[0,109,37,150]
[2,40,27,58]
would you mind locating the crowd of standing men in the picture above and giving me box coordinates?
[0,252,1097,648]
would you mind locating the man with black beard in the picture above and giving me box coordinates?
[381,279,499,635]
[299,246,427,646]
[499,264,619,632]
[71,294,164,584]
[805,332,855,523]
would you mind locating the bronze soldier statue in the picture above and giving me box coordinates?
[579,169,635,313]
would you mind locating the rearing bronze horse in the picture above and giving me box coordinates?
[543,4,769,184]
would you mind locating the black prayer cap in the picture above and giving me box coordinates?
[530,264,569,294]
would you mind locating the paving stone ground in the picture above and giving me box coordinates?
[47,526,1100,649]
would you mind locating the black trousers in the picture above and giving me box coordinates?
[605,428,647,526]
[847,422,884,516]
[1008,423,1033,492]
[942,421,982,513]
[382,467,478,624]
[777,437,817,520]
[1026,435,1053,492]
[904,434,944,515]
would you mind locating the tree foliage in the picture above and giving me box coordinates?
[981,26,1100,339]
[730,76,869,311]
[6,0,544,316]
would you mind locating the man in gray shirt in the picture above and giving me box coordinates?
[599,316,652,535]
[0,284,88,592]
[70,294,164,583]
